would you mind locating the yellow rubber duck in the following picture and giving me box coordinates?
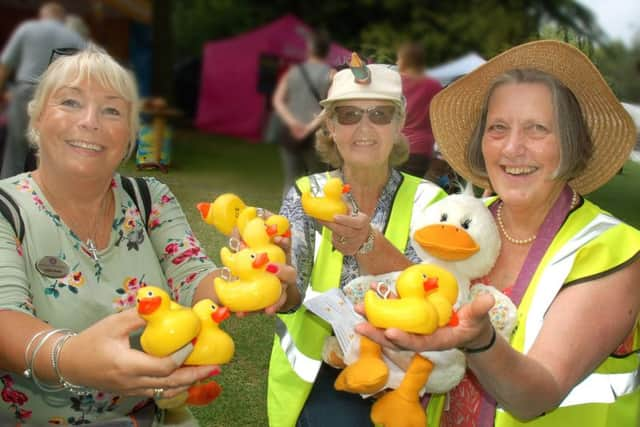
[265,214,291,239]
[197,194,291,240]
[364,264,458,334]
[184,299,235,365]
[197,193,246,236]
[240,217,286,264]
[301,176,349,221]
[215,247,282,312]
[136,286,201,357]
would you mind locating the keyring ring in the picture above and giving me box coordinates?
[338,235,347,244]
[153,387,165,400]
[228,236,241,252]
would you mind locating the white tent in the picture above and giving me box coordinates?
[622,102,640,163]
[426,52,486,86]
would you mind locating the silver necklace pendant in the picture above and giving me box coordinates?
[86,238,99,261]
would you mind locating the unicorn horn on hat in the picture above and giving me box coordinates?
[349,52,371,85]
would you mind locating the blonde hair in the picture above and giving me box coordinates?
[314,106,409,168]
[27,44,140,159]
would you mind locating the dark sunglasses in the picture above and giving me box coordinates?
[333,105,396,125]
[48,47,80,65]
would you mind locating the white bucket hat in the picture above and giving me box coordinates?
[320,62,406,113]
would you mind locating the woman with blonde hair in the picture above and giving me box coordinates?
[0,45,293,425]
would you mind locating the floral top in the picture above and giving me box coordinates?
[281,169,446,296]
[0,173,216,426]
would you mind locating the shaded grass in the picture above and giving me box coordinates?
[120,129,640,426]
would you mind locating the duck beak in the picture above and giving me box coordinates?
[252,252,269,268]
[197,203,211,220]
[137,296,162,315]
[413,224,479,261]
[423,277,439,293]
[266,224,277,236]
[342,184,351,194]
[212,306,231,323]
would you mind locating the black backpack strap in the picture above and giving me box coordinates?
[0,188,25,243]
[120,176,152,232]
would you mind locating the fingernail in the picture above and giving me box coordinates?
[208,368,221,377]
[266,263,279,274]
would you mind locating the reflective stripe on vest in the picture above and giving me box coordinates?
[268,173,443,426]
[427,202,640,427]
[493,202,640,426]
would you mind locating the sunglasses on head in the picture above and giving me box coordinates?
[48,47,80,65]
[333,105,396,125]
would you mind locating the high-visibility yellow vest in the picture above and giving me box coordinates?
[427,199,640,427]
[268,173,445,427]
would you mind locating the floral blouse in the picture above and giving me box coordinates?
[0,173,216,426]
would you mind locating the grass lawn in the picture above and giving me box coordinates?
[120,128,640,427]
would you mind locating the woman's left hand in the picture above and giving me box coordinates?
[320,211,371,256]
[355,292,496,352]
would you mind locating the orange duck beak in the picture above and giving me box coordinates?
[212,306,231,323]
[137,296,162,315]
[196,203,211,220]
[252,252,269,268]
[413,224,479,261]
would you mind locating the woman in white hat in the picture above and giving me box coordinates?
[357,40,640,426]
[267,58,447,426]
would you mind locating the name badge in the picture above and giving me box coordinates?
[35,256,70,278]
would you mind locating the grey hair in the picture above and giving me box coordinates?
[27,43,140,160]
[314,104,409,168]
[467,68,592,181]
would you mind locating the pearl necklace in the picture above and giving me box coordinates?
[496,190,579,245]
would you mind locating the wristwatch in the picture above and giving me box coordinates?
[357,227,376,255]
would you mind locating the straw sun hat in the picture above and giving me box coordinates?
[430,39,636,195]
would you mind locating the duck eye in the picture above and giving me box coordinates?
[461,218,471,229]
[440,213,448,222]
[250,253,256,259]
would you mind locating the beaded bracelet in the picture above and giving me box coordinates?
[28,328,72,392]
[460,325,497,354]
[51,332,92,396]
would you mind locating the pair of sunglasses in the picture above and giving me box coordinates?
[48,47,80,65]
[333,105,396,125]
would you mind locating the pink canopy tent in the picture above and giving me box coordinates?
[195,14,351,142]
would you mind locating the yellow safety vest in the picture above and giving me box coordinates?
[268,173,445,427]
[427,199,640,426]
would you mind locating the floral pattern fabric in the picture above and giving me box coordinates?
[0,173,216,425]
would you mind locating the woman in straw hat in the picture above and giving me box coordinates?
[267,58,447,426]
[357,40,640,426]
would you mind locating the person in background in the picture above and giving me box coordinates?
[396,41,442,178]
[0,45,294,425]
[65,14,91,42]
[267,60,447,427]
[272,29,333,197]
[0,2,86,179]
[358,40,640,426]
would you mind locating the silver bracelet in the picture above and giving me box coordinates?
[28,328,72,392]
[23,329,49,379]
[51,332,92,396]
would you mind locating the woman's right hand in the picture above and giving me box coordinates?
[355,292,496,353]
[59,309,218,400]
